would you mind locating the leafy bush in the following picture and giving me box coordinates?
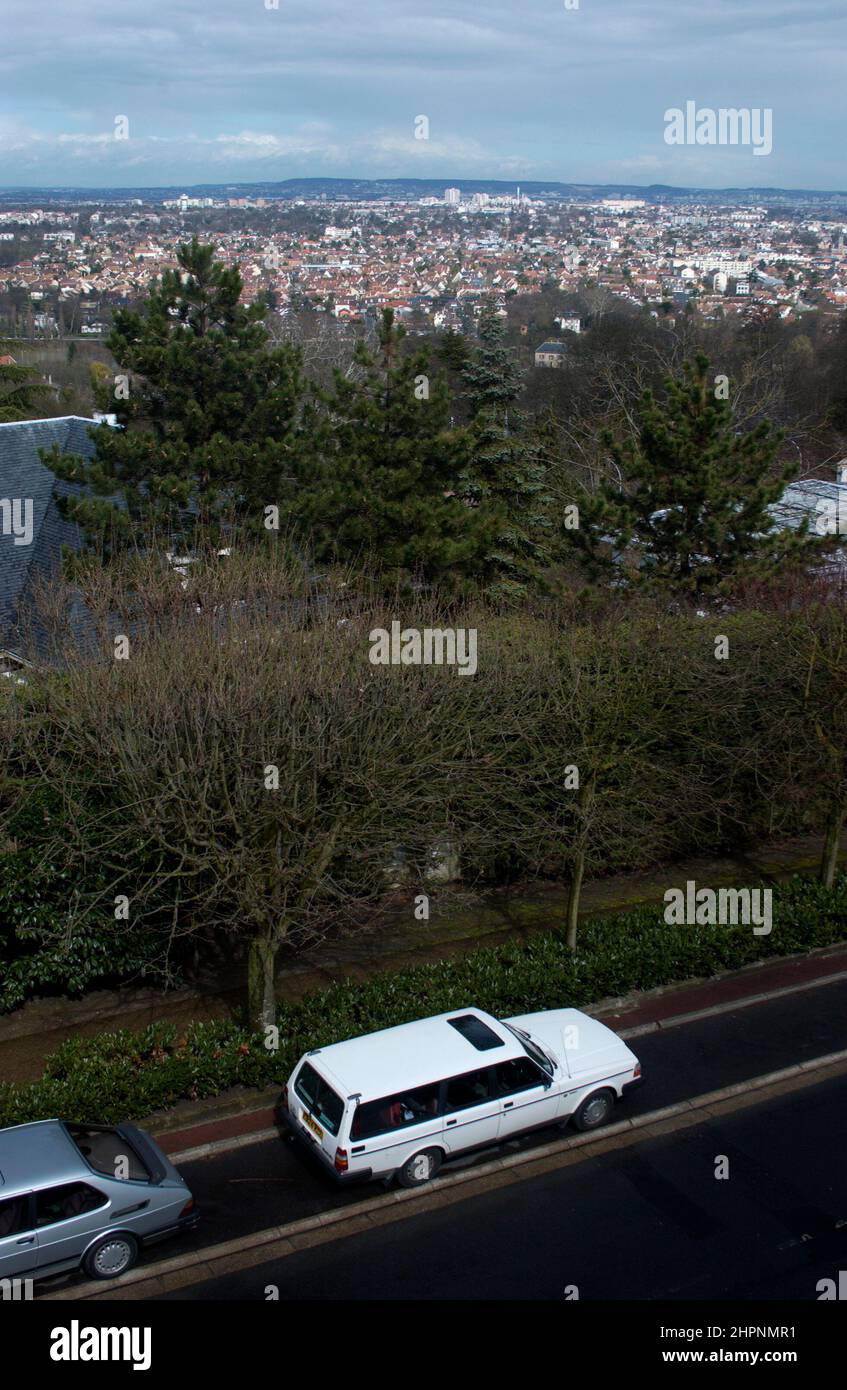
[0,786,179,1011]
[1,872,844,1127]
[0,846,173,1012]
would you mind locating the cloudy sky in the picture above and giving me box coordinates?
[0,0,844,190]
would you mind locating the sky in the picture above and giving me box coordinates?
[0,0,844,191]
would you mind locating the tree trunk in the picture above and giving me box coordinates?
[566,773,596,950]
[565,844,585,951]
[820,801,845,888]
[247,932,279,1031]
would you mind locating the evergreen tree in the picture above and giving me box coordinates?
[461,306,551,598]
[0,345,43,422]
[566,352,810,594]
[290,309,496,586]
[48,238,304,548]
[463,305,523,411]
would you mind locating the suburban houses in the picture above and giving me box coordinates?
[1,189,845,344]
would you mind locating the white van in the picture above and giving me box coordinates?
[281,1006,642,1187]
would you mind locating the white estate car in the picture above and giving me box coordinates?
[281,1006,642,1187]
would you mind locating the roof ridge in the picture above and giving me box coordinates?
[0,415,101,430]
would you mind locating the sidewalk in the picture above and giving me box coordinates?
[0,829,842,1084]
[149,940,847,1160]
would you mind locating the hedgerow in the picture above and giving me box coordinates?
[1,871,843,1127]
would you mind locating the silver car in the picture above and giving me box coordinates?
[0,1119,198,1282]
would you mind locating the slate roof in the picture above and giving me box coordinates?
[770,476,847,534]
[768,475,847,572]
[0,416,101,654]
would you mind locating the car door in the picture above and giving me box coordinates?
[494,1057,562,1140]
[440,1067,501,1155]
[0,1194,37,1278]
[34,1181,110,1274]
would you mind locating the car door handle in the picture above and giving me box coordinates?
[503,1101,514,1109]
[16,1236,35,1246]
[445,1119,457,1127]
[112,1200,150,1219]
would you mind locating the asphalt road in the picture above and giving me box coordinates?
[159,1070,847,1301]
[170,975,847,1246]
[37,975,847,1296]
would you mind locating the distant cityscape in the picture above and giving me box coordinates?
[0,179,844,344]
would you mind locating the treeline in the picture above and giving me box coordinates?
[4,239,846,1027]
[2,549,846,1026]
[39,237,830,603]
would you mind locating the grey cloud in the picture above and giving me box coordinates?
[0,0,844,187]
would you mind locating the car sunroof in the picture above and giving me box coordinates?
[447,1014,506,1051]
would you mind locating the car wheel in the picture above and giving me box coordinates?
[397,1148,443,1188]
[83,1232,139,1280]
[572,1089,615,1132]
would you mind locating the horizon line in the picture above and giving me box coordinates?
[0,175,845,198]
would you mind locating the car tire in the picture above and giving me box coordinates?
[571,1089,615,1132]
[83,1232,139,1280]
[396,1148,443,1188]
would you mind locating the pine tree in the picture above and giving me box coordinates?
[289,309,497,586]
[0,345,43,422]
[462,306,551,598]
[566,352,810,594]
[48,238,304,548]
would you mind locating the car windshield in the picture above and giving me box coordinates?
[501,1023,555,1077]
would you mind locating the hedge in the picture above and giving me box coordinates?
[0,789,178,1011]
[1,870,845,1128]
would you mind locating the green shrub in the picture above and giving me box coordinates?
[1,871,845,1128]
[0,787,180,1011]
[0,847,172,1012]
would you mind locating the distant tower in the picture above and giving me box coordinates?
[444,187,461,206]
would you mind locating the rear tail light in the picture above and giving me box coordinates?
[633,1063,641,1079]
[334,1147,348,1174]
[179,1197,195,1217]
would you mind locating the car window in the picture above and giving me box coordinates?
[351,1082,441,1140]
[0,1195,31,1238]
[494,1057,546,1096]
[444,1068,492,1112]
[35,1182,108,1228]
[294,1062,344,1137]
[65,1124,151,1182]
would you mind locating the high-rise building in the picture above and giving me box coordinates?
[444,187,461,206]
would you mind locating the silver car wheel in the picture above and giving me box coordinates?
[583,1096,608,1125]
[93,1238,133,1276]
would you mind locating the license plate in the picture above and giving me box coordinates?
[301,1109,324,1141]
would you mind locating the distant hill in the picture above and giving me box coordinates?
[0,177,846,206]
